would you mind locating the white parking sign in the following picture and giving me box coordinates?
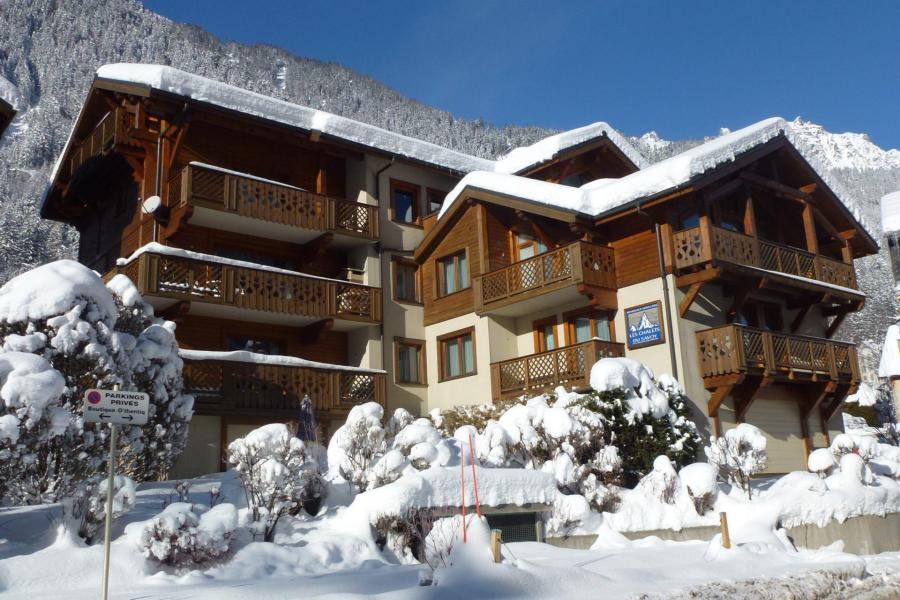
[83,389,150,426]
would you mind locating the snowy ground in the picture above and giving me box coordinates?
[1,472,899,599]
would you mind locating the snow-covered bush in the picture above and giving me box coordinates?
[705,423,767,498]
[808,448,837,478]
[136,502,237,567]
[328,402,387,492]
[0,262,192,504]
[228,423,322,541]
[637,455,679,504]
[679,462,718,514]
[573,363,701,486]
[65,474,136,544]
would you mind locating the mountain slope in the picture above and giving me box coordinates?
[1,0,898,381]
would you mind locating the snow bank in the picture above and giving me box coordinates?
[0,260,118,325]
[348,465,557,522]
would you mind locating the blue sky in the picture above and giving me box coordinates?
[144,1,900,148]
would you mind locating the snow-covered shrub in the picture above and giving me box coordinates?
[371,507,436,564]
[385,407,415,438]
[366,449,412,489]
[136,502,237,567]
[0,262,192,504]
[327,402,387,492]
[808,448,837,478]
[65,474,136,544]
[705,423,767,498]
[228,423,322,541]
[637,455,680,504]
[679,462,718,514]
[574,365,701,486]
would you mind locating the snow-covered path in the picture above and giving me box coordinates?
[3,538,899,599]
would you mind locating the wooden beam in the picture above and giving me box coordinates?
[802,201,819,254]
[825,307,851,339]
[734,377,762,423]
[675,266,721,288]
[679,282,703,317]
[298,233,333,264]
[743,188,757,238]
[158,300,191,323]
[790,303,814,333]
[706,178,743,203]
[708,385,734,418]
[298,318,334,344]
[741,171,814,202]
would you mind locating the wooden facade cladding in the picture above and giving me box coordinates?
[489,339,625,400]
[183,358,386,419]
[672,221,858,292]
[169,163,379,240]
[474,241,616,314]
[422,204,481,326]
[696,324,859,385]
[67,107,140,176]
[115,250,382,324]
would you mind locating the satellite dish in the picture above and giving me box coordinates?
[141,195,162,215]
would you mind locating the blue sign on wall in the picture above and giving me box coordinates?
[625,301,665,349]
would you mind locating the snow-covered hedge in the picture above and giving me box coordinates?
[0,261,193,504]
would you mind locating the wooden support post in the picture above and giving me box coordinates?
[802,201,819,255]
[719,512,731,549]
[490,529,502,563]
[679,282,703,317]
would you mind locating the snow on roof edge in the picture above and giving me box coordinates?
[179,349,385,375]
[436,117,876,242]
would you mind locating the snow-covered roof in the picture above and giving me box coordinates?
[179,349,385,374]
[881,191,900,235]
[120,242,377,287]
[94,64,644,176]
[436,117,875,240]
[878,324,900,379]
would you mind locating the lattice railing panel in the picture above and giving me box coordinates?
[672,227,705,269]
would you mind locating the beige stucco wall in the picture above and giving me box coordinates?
[169,415,222,480]
[424,313,497,410]
[510,299,604,358]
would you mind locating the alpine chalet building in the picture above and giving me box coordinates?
[42,65,874,477]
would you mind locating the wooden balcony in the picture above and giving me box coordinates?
[489,339,625,400]
[116,250,381,326]
[169,163,379,241]
[672,224,858,293]
[474,242,617,316]
[696,324,859,385]
[182,356,386,419]
[68,108,137,176]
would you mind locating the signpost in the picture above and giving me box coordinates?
[83,387,149,600]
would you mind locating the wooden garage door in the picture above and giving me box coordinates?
[744,386,806,474]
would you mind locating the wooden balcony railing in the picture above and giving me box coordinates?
[168,163,379,240]
[182,357,386,417]
[117,251,381,323]
[489,339,625,400]
[672,224,857,290]
[475,242,616,313]
[696,324,859,383]
[68,108,135,176]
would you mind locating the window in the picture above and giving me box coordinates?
[390,179,420,225]
[514,232,547,261]
[392,257,421,303]
[225,335,285,355]
[732,300,783,331]
[564,309,613,345]
[427,188,446,215]
[437,250,470,296]
[533,318,559,352]
[395,338,426,384]
[439,328,476,381]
